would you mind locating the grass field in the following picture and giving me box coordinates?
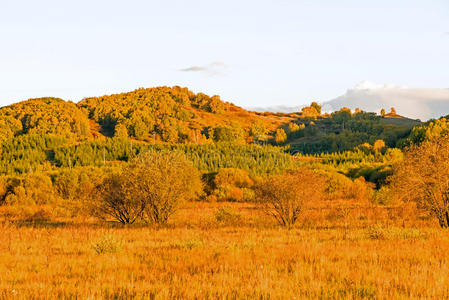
[0,201,448,299]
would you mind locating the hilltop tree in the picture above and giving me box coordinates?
[332,107,352,129]
[301,102,321,118]
[310,102,322,115]
[389,136,449,228]
[380,108,386,117]
[390,107,397,115]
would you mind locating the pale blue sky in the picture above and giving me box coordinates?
[0,0,448,107]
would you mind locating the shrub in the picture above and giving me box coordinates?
[0,176,8,204]
[320,171,353,200]
[347,177,374,201]
[214,168,253,189]
[95,151,203,224]
[213,168,254,202]
[3,174,56,205]
[95,171,144,224]
[92,234,123,254]
[367,224,389,240]
[131,151,203,224]
[25,208,53,223]
[215,206,242,224]
[373,186,396,205]
[255,168,325,228]
[389,136,449,228]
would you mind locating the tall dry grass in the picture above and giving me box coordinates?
[0,201,446,299]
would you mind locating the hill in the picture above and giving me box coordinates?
[0,97,91,143]
[78,86,296,143]
[285,108,421,154]
[0,87,297,146]
[0,85,431,174]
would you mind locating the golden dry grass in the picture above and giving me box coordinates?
[0,201,448,299]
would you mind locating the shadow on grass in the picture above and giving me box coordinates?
[7,219,162,229]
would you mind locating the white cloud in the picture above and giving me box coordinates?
[179,61,227,76]
[353,80,410,90]
[251,81,449,121]
[325,81,449,120]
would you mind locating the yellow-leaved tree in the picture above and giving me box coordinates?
[389,136,449,228]
[96,150,203,224]
[255,168,325,228]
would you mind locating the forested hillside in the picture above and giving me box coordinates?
[285,107,421,154]
[78,86,296,143]
[0,97,91,143]
[0,87,430,181]
[0,87,422,154]
[0,86,436,209]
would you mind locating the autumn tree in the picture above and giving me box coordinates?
[125,151,202,224]
[96,151,202,224]
[96,170,144,224]
[255,168,325,228]
[301,102,321,118]
[114,123,129,138]
[213,125,244,143]
[213,168,254,202]
[275,128,287,144]
[0,116,22,144]
[249,120,268,143]
[310,101,322,115]
[389,136,449,228]
[405,118,449,145]
[380,108,386,117]
[332,107,352,127]
[288,123,300,133]
[373,139,386,153]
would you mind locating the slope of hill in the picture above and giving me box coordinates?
[0,87,297,145]
[78,86,296,143]
[0,97,91,143]
[285,109,421,154]
[0,86,429,168]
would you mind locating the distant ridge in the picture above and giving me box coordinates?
[250,81,449,121]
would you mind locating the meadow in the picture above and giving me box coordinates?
[1,89,449,299]
[1,201,447,300]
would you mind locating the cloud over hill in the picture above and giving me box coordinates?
[250,81,449,121]
[323,81,449,120]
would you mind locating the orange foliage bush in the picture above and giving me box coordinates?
[255,168,325,228]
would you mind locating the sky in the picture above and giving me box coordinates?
[0,0,448,108]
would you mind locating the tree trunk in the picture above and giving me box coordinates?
[437,211,449,228]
